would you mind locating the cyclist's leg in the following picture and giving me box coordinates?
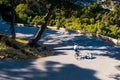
[76,51,79,56]
[74,52,79,60]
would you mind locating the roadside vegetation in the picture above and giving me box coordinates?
[0,34,52,60]
[0,1,120,40]
[0,0,120,60]
[48,3,120,40]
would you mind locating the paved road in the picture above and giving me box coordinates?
[0,22,120,80]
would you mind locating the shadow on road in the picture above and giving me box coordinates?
[0,23,120,60]
[0,60,99,80]
[0,22,120,80]
[40,29,120,60]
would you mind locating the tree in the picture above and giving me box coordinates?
[28,3,55,47]
[10,0,16,39]
[15,4,29,23]
[0,0,16,39]
[28,0,83,47]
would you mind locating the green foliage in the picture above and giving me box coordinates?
[90,18,95,24]
[0,42,7,50]
[5,50,18,59]
[108,25,119,38]
[15,4,28,23]
[15,3,33,23]
[0,35,52,60]
[55,2,120,40]
[1,0,120,40]
[31,15,43,25]
[21,47,34,56]
[62,11,120,40]
[27,16,32,24]
[0,0,9,5]
[5,38,21,49]
[0,36,7,50]
[48,19,56,26]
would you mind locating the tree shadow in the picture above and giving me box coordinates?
[0,22,38,39]
[0,23,11,35]
[39,29,120,60]
[0,60,100,80]
[116,65,120,71]
[98,47,120,60]
[109,74,120,80]
[40,29,114,48]
[52,51,67,56]
[110,65,120,80]
[1,23,120,60]
[112,74,120,80]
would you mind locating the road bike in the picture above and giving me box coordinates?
[74,50,93,60]
[72,41,95,60]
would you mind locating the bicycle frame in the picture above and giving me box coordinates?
[74,50,93,60]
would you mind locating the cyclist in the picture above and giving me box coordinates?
[73,44,79,56]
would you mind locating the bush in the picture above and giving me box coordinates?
[15,4,28,23]
[0,36,8,50]
[48,19,56,26]
[0,35,52,60]
[5,38,20,49]
[31,15,43,25]
[21,47,35,56]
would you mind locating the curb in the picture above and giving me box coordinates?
[56,27,120,47]
[47,26,120,47]
[76,30,120,47]
[8,23,120,47]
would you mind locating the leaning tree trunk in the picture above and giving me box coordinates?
[10,0,16,39]
[28,5,55,47]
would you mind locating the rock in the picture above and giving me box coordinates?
[0,52,8,59]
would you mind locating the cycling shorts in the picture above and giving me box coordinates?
[74,48,78,52]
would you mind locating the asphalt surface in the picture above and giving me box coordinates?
[0,22,120,80]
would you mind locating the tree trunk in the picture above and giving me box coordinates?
[10,0,16,39]
[28,4,55,47]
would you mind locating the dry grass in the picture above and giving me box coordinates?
[15,38,28,44]
[0,35,52,61]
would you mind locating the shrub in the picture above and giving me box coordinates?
[5,38,20,49]
[31,15,43,25]
[15,4,28,23]
[21,47,35,56]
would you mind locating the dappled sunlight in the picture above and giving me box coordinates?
[0,60,100,80]
[109,74,120,80]
[0,60,40,79]
[52,50,67,56]
[37,61,99,80]
[98,47,120,60]
[39,29,120,60]
[0,22,120,80]
[0,22,38,39]
[116,65,120,71]
[16,33,34,40]
[15,38,28,44]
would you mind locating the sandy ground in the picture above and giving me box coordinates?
[0,22,120,80]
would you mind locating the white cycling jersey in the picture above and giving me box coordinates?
[74,45,79,50]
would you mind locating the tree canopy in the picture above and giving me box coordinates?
[0,0,120,45]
